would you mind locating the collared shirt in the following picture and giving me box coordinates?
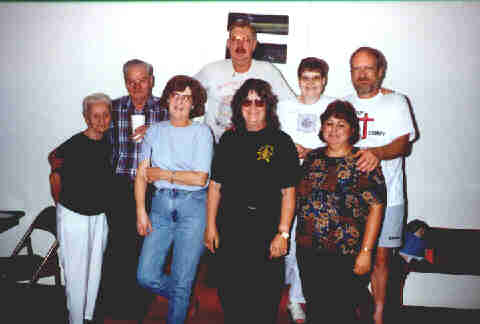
[108,95,168,180]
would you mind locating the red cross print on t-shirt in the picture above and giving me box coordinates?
[358,113,374,139]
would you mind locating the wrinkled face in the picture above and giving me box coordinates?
[299,70,326,101]
[125,64,153,104]
[242,90,267,131]
[168,87,193,121]
[350,51,383,98]
[321,116,352,147]
[227,27,257,65]
[85,103,111,135]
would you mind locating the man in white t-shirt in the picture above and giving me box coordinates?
[194,19,294,142]
[345,47,416,324]
[277,57,336,324]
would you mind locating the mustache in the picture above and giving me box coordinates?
[235,47,246,54]
[358,78,370,82]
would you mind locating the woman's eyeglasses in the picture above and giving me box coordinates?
[242,99,266,107]
[171,92,193,103]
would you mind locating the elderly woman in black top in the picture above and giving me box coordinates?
[295,100,386,324]
[50,93,113,324]
[205,78,300,324]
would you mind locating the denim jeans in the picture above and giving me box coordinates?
[137,188,206,324]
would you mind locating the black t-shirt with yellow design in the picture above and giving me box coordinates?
[211,127,300,238]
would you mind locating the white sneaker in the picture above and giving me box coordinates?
[287,302,306,323]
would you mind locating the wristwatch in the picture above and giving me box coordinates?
[279,232,290,239]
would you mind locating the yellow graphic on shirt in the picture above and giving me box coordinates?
[257,145,274,163]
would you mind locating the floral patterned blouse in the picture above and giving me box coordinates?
[296,147,386,256]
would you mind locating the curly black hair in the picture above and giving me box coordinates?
[319,100,360,145]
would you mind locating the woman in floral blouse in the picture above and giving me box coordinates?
[295,100,386,324]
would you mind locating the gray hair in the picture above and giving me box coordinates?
[82,93,112,117]
[123,59,154,81]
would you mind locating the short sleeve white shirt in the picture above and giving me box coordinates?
[195,59,295,142]
[344,92,415,207]
[277,95,336,150]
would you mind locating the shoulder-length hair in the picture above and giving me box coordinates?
[231,78,280,133]
[159,75,207,118]
[319,100,360,145]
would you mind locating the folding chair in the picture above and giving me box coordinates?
[0,206,61,285]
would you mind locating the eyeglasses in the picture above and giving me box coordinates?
[242,99,266,107]
[300,74,323,82]
[230,36,253,45]
[126,78,150,88]
[171,92,193,103]
[350,66,377,74]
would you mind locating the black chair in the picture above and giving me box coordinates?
[0,206,61,285]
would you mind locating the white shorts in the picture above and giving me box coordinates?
[377,204,405,248]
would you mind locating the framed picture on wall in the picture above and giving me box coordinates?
[227,12,289,35]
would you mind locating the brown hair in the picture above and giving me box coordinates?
[159,75,207,118]
[350,46,387,77]
[297,57,329,79]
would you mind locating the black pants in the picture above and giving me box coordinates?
[216,206,284,324]
[297,248,370,324]
[97,176,153,319]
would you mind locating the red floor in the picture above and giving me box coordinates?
[103,285,292,324]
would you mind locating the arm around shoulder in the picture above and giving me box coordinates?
[369,133,411,160]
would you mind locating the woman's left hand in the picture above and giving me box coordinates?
[269,234,288,259]
[145,167,164,183]
[353,251,372,275]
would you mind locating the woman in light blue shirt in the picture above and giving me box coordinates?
[135,75,213,324]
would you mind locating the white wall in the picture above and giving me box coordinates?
[1,1,479,308]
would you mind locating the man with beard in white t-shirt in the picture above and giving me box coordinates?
[345,47,416,324]
[277,57,335,324]
[194,19,294,143]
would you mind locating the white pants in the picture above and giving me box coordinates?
[285,217,306,303]
[57,203,108,324]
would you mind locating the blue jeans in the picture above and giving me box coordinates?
[137,188,206,324]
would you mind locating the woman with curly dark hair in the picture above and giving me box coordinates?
[295,100,386,324]
[135,75,214,324]
[205,78,300,324]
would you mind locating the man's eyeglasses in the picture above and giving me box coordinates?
[230,36,253,45]
[350,66,377,74]
[242,99,266,107]
[126,78,150,88]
